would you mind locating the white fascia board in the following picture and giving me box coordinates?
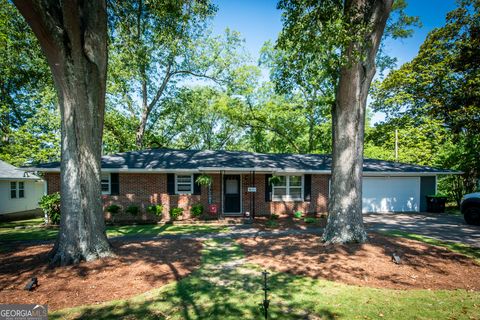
[25,167,461,176]
[198,167,276,173]
[0,177,43,181]
[101,168,199,173]
[21,168,60,173]
[362,171,461,177]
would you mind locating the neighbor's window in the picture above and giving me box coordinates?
[18,182,25,198]
[10,182,17,199]
[101,173,111,195]
[272,175,303,201]
[9,181,24,199]
[176,174,193,194]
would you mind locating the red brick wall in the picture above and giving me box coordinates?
[242,174,329,217]
[43,172,330,221]
[44,173,60,194]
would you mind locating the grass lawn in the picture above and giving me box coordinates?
[0,218,45,228]
[0,219,229,242]
[380,229,480,263]
[51,238,480,319]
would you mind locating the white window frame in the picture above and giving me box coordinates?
[101,173,111,195]
[18,181,25,198]
[9,181,25,199]
[10,181,17,199]
[272,175,304,202]
[175,174,193,194]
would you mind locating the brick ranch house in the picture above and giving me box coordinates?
[27,148,457,221]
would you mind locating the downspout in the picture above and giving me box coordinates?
[221,170,224,219]
[253,171,256,219]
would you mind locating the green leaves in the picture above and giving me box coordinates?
[39,192,61,225]
[0,0,56,165]
[372,0,480,134]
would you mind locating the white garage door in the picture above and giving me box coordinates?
[362,177,420,213]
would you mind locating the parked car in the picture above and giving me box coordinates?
[460,192,480,225]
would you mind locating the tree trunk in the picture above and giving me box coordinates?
[307,104,315,153]
[136,109,149,148]
[14,0,113,265]
[323,0,393,244]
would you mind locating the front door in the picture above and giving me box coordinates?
[224,175,241,213]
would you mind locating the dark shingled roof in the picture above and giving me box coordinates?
[28,148,458,174]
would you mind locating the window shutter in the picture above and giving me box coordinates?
[193,174,201,195]
[265,174,272,202]
[167,173,175,195]
[304,174,311,201]
[111,173,120,195]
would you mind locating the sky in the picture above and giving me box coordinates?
[211,0,458,123]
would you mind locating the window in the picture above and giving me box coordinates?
[272,175,303,201]
[10,182,17,199]
[9,181,25,199]
[225,178,239,194]
[18,182,25,198]
[101,174,111,195]
[176,174,193,194]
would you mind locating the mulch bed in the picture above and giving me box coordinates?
[0,239,202,310]
[237,233,480,291]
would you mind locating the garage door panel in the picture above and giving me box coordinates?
[362,177,420,213]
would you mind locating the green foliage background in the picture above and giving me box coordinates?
[1,0,478,205]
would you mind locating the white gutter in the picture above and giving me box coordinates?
[0,177,43,181]
[362,171,462,177]
[22,167,461,176]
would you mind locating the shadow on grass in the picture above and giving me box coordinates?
[51,239,340,320]
[0,228,59,242]
[0,223,226,243]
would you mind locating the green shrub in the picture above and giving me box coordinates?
[427,193,448,198]
[38,192,61,225]
[268,175,282,186]
[304,217,317,224]
[195,174,212,186]
[106,204,121,214]
[265,220,279,228]
[191,204,204,218]
[270,213,279,220]
[147,204,163,216]
[294,211,303,219]
[126,205,140,216]
[169,207,184,221]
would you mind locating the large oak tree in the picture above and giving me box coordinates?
[324,0,393,243]
[278,0,397,243]
[13,0,112,265]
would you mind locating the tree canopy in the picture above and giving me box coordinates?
[371,0,480,202]
[2,0,477,207]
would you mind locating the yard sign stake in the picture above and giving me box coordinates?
[262,270,270,319]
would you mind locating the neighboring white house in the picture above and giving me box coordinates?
[0,160,45,215]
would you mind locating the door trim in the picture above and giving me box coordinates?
[223,174,242,215]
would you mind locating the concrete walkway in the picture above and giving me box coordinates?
[364,212,480,248]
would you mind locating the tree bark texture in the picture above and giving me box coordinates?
[323,0,393,244]
[14,0,113,265]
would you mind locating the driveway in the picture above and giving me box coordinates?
[364,212,480,248]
